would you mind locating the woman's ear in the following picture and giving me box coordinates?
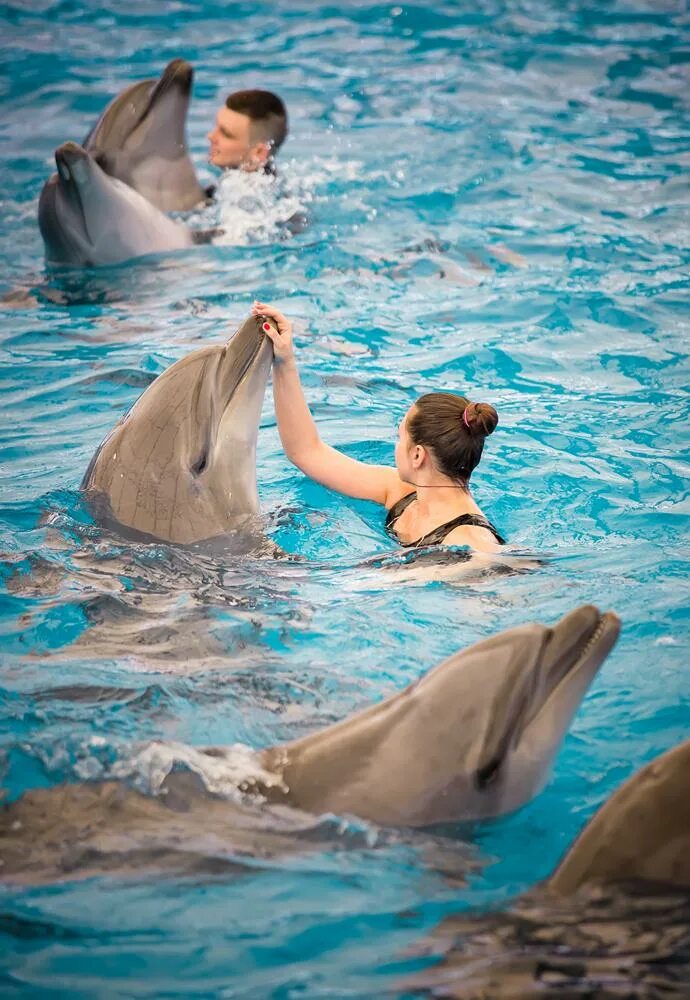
[412,445,425,469]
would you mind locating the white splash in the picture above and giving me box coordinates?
[206,169,305,245]
[185,155,369,246]
[108,739,287,799]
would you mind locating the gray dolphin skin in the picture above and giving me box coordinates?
[404,740,690,998]
[38,141,194,267]
[260,604,621,825]
[549,737,690,892]
[81,315,274,545]
[0,606,619,884]
[83,58,206,212]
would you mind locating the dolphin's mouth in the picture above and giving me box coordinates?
[134,59,193,133]
[187,321,270,483]
[54,143,93,247]
[224,325,270,403]
[573,612,616,663]
[528,608,620,726]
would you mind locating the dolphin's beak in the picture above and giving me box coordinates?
[55,142,92,186]
[52,142,93,242]
[225,315,272,388]
[149,58,194,107]
[535,606,620,710]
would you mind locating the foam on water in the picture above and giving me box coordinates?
[106,739,288,798]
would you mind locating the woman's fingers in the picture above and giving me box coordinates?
[251,300,294,360]
[261,311,285,330]
[252,300,281,320]
[261,324,280,347]
[252,301,292,339]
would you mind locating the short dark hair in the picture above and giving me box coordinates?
[225,90,288,153]
[408,392,498,485]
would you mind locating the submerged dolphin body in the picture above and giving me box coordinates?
[549,736,690,892]
[0,606,621,885]
[38,142,194,267]
[83,58,206,212]
[82,315,274,546]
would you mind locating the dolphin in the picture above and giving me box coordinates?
[257,604,620,825]
[0,607,621,886]
[38,141,195,267]
[81,314,274,546]
[404,739,690,997]
[83,58,206,212]
[549,736,690,893]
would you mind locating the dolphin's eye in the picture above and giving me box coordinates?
[475,757,502,789]
[191,452,208,476]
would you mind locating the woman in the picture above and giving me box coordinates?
[252,301,504,552]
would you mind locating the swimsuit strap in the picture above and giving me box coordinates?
[384,491,417,529]
[414,512,506,548]
[385,491,505,548]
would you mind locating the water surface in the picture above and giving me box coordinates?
[0,1,688,995]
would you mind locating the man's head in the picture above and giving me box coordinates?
[207,90,288,171]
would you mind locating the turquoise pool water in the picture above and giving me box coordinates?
[1,0,688,995]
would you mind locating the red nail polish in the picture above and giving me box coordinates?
[263,322,271,331]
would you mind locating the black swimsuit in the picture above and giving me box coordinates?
[385,492,505,548]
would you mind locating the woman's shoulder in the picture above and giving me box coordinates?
[383,477,416,512]
[443,519,503,553]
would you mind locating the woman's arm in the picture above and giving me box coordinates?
[252,301,400,506]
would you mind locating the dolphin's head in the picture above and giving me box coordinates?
[38,143,94,266]
[85,58,193,154]
[549,737,690,893]
[84,58,205,212]
[491,605,621,816]
[82,315,274,545]
[38,141,192,267]
[271,605,620,826]
[397,604,620,824]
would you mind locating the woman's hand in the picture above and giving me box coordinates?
[252,301,294,364]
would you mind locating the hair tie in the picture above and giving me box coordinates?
[462,406,471,431]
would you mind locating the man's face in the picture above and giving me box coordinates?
[207,106,267,171]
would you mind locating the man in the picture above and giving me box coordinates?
[205,88,306,234]
[207,90,288,174]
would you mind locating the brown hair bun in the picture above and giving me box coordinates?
[464,401,498,437]
[408,391,499,485]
